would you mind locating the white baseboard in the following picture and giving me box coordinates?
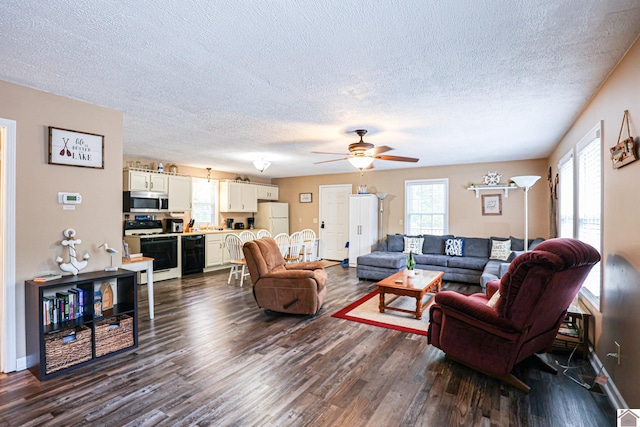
[16,356,27,371]
[589,352,628,409]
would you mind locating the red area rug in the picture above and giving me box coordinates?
[332,289,435,336]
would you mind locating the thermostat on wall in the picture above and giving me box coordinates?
[58,192,82,205]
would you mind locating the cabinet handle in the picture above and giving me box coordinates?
[146,181,149,189]
[150,182,153,189]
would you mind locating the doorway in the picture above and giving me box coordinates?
[318,184,351,261]
[0,118,17,373]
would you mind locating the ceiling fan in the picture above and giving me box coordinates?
[313,129,419,170]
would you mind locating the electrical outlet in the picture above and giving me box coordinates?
[298,218,302,223]
[615,341,621,365]
[399,219,403,225]
[313,218,318,224]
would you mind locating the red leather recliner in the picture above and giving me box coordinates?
[428,238,600,392]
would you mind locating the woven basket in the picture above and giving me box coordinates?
[44,325,92,374]
[95,315,134,357]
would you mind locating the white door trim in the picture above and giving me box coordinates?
[0,118,17,373]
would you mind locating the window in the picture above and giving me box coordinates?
[405,179,448,235]
[191,178,218,224]
[576,123,602,304]
[558,150,574,238]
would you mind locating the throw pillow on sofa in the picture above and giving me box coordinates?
[490,239,511,261]
[403,236,424,254]
[445,238,464,256]
[386,234,405,252]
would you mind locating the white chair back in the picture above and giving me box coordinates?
[286,232,304,263]
[300,229,316,261]
[274,233,290,258]
[256,229,272,239]
[225,234,245,262]
[239,231,256,243]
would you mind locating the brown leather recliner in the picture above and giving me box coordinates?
[243,237,327,315]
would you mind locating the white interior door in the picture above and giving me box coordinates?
[319,184,351,260]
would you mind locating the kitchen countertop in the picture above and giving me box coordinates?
[155,229,266,237]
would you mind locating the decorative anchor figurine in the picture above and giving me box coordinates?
[55,228,90,275]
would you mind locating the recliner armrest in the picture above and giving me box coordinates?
[264,270,316,279]
[285,261,325,271]
[433,291,518,339]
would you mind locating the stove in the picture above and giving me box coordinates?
[123,220,180,282]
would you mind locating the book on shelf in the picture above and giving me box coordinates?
[33,274,62,282]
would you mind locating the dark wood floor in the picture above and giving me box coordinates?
[1,265,614,426]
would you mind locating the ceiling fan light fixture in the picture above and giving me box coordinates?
[348,156,374,170]
[253,158,271,173]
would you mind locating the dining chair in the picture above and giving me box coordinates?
[300,229,316,261]
[239,230,256,243]
[274,233,290,258]
[285,231,304,263]
[225,234,250,286]
[256,229,272,239]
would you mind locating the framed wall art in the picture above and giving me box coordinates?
[48,127,104,169]
[481,194,502,216]
[299,193,312,203]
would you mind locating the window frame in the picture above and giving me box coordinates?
[404,178,449,236]
[557,149,574,239]
[575,122,603,309]
[191,177,219,225]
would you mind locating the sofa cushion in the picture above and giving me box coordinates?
[463,237,490,258]
[357,252,407,269]
[422,234,453,254]
[530,237,545,250]
[509,236,525,251]
[403,236,424,254]
[448,256,488,270]
[386,234,405,252]
[490,239,511,261]
[414,253,450,267]
[445,238,464,256]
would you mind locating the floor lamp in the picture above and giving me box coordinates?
[511,175,541,252]
[376,193,388,241]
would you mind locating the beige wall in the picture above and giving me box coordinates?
[548,37,640,406]
[0,80,124,362]
[274,159,549,240]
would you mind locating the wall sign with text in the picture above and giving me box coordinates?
[48,127,104,169]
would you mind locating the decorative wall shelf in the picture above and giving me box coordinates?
[467,184,517,198]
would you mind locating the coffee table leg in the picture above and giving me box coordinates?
[416,294,423,320]
[379,289,385,313]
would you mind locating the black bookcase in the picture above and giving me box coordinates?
[25,269,138,380]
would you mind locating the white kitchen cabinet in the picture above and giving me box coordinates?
[219,181,258,212]
[124,170,168,193]
[205,233,225,267]
[256,184,279,200]
[348,194,378,267]
[168,175,192,211]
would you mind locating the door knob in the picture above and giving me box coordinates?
[320,221,325,229]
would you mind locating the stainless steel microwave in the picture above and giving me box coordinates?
[123,191,169,213]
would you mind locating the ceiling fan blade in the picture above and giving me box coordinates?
[312,151,350,156]
[313,157,348,164]
[376,155,419,163]
[366,145,393,156]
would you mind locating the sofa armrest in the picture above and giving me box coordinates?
[377,241,388,252]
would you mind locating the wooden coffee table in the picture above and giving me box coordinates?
[377,269,443,320]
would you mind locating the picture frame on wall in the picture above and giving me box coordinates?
[482,194,502,216]
[299,193,312,203]
[48,126,104,169]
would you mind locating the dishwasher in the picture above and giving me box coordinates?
[181,234,205,276]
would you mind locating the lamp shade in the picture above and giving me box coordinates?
[511,175,541,189]
[348,156,374,170]
[253,159,271,172]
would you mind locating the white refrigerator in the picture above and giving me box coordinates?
[256,202,289,235]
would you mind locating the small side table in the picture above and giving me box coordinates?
[552,297,591,359]
[122,257,155,320]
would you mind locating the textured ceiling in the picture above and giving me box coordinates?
[2,1,640,178]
